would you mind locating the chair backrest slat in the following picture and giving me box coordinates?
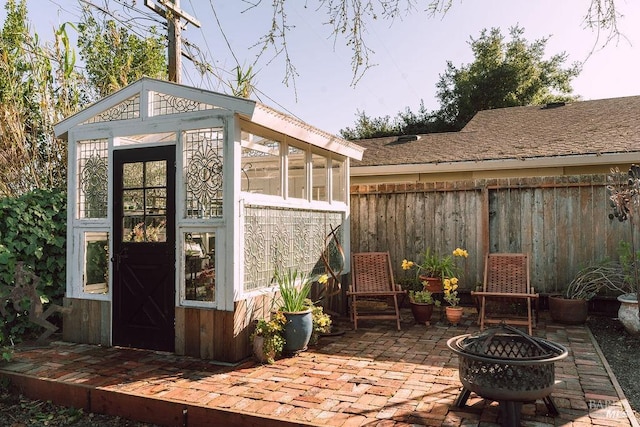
[352,252,395,293]
[483,253,530,294]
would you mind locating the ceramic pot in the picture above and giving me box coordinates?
[445,306,463,325]
[420,276,443,293]
[410,302,435,325]
[548,295,588,324]
[282,309,313,354]
[617,293,640,335]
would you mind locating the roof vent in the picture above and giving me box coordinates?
[542,102,566,109]
[395,135,419,143]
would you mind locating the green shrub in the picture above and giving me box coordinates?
[0,189,66,342]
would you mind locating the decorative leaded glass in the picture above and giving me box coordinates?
[243,206,344,291]
[151,92,215,116]
[78,139,108,218]
[184,128,224,219]
[83,95,140,124]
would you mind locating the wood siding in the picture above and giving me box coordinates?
[350,175,636,295]
[62,298,110,346]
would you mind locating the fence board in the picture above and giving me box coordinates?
[350,174,639,296]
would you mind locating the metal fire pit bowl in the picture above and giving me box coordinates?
[447,324,568,426]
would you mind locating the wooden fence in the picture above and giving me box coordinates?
[349,174,635,295]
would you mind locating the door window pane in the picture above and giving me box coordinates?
[183,231,215,302]
[121,160,168,242]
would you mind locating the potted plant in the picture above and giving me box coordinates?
[402,247,468,293]
[608,165,640,335]
[308,302,332,346]
[443,278,463,325]
[549,260,629,324]
[250,312,285,364]
[274,269,328,354]
[408,290,441,325]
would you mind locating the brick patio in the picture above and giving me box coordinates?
[1,308,638,426]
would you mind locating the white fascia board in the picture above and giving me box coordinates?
[54,77,256,140]
[350,152,640,176]
[247,104,365,161]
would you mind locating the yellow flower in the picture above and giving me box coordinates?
[453,248,469,258]
[401,259,415,270]
[443,278,451,287]
[450,277,459,285]
[318,274,329,285]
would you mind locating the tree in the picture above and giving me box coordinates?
[434,26,581,130]
[340,25,581,139]
[259,1,619,87]
[77,8,166,98]
[0,0,84,197]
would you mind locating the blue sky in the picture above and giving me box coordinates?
[10,0,640,134]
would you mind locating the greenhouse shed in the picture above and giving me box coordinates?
[54,77,364,362]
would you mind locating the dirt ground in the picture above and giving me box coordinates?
[1,315,639,426]
[587,314,640,421]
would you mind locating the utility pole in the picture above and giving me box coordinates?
[145,0,201,83]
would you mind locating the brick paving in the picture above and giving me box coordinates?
[0,308,638,427]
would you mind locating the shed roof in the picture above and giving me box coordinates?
[352,95,640,169]
[54,77,364,160]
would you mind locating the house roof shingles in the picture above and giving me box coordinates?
[352,95,640,167]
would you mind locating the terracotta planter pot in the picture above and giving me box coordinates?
[410,302,435,325]
[419,276,443,293]
[445,306,463,325]
[548,295,588,325]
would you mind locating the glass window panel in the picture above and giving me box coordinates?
[184,128,224,219]
[123,162,143,188]
[123,216,144,242]
[77,139,108,219]
[123,189,144,213]
[241,137,281,196]
[145,217,167,242]
[146,188,166,215]
[288,146,306,199]
[311,153,327,201]
[84,232,109,294]
[183,231,215,302]
[145,160,166,187]
[331,158,346,202]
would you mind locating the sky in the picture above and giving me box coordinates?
[9,0,640,134]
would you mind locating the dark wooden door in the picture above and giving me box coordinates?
[112,146,176,352]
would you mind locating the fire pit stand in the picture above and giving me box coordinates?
[447,325,568,427]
